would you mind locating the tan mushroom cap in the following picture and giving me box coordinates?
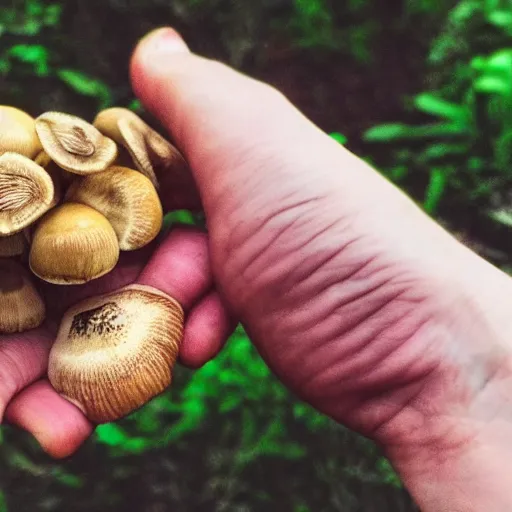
[29,202,120,285]
[48,284,185,423]
[93,108,192,185]
[0,152,55,236]
[66,166,163,251]
[0,106,42,159]
[35,112,118,175]
[34,151,66,206]
[0,231,28,257]
[0,258,45,334]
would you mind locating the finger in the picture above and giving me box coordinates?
[0,328,53,421]
[130,28,342,216]
[180,291,237,368]
[137,226,212,310]
[5,380,93,459]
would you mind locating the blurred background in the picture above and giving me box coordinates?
[2,0,512,510]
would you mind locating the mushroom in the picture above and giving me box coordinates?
[35,112,118,175]
[34,151,66,206]
[0,231,28,257]
[0,152,55,236]
[29,202,120,285]
[66,166,163,251]
[48,284,184,423]
[0,258,45,334]
[93,108,200,209]
[0,106,42,159]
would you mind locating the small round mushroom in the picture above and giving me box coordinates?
[0,152,55,236]
[0,106,42,159]
[66,166,163,251]
[29,202,120,285]
[93,108,200,209]
[0,258,45,334]
[0,231,28,257]
[35,112,118,175]
[48,284,185,423]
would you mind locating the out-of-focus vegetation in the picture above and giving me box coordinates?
[2,0,512,510]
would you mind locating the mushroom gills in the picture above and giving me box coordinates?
[0,152,55,236]
[48,284,184,423]
[35,112,118,175]
[94,108,201,211]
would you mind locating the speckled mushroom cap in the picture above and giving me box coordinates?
[48,284,185,424]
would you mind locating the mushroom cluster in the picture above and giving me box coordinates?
[0,105,191,423]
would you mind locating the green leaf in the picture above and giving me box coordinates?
[364,122,468,142]
[128,99,143,113]
[95,423,129,447]
[0,490,6,512]
[494,130,512,173]
[474,75,511,95]
[414,93,468,122]
[420,143,469,161]
[52,469,84,489]
[57,69,113,109]
[219,395,242,413]
[487,10,512,29]
[7,44,50,76]
[423,167,447,214]
[489,208,512,227]
[376,457,402,488]
[329,132,347,145]
[363,123,413,141]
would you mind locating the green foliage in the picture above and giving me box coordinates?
[363,0,512,218]
[6,0,504,510]
[0,490,7,512]
[0,0,61,36]
[57,70,113,109]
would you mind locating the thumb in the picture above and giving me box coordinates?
[130,27,350,217]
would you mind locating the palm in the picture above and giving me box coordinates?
[0,225,228,458]
[0,251,148,457]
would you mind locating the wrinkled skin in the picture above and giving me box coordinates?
[3,28,512,511]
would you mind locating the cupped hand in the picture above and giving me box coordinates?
[0,228,235,458]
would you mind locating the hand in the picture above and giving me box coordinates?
[129,29,512,511]
[0,230,235,458]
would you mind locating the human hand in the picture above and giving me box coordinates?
[4,25,512,510]
[129,28,512,511]
[0,228,235,457]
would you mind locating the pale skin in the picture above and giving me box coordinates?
[2,27,512,510]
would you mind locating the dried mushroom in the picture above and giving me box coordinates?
[0,103,197,423]
[0,259,45,333]
[0,106,42,159]
[29,202,120,285]
[0,152,55,236]
[35,112,118,175]
[93,108,200,209]
[66,166,163,251]
[48,284,184,423]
